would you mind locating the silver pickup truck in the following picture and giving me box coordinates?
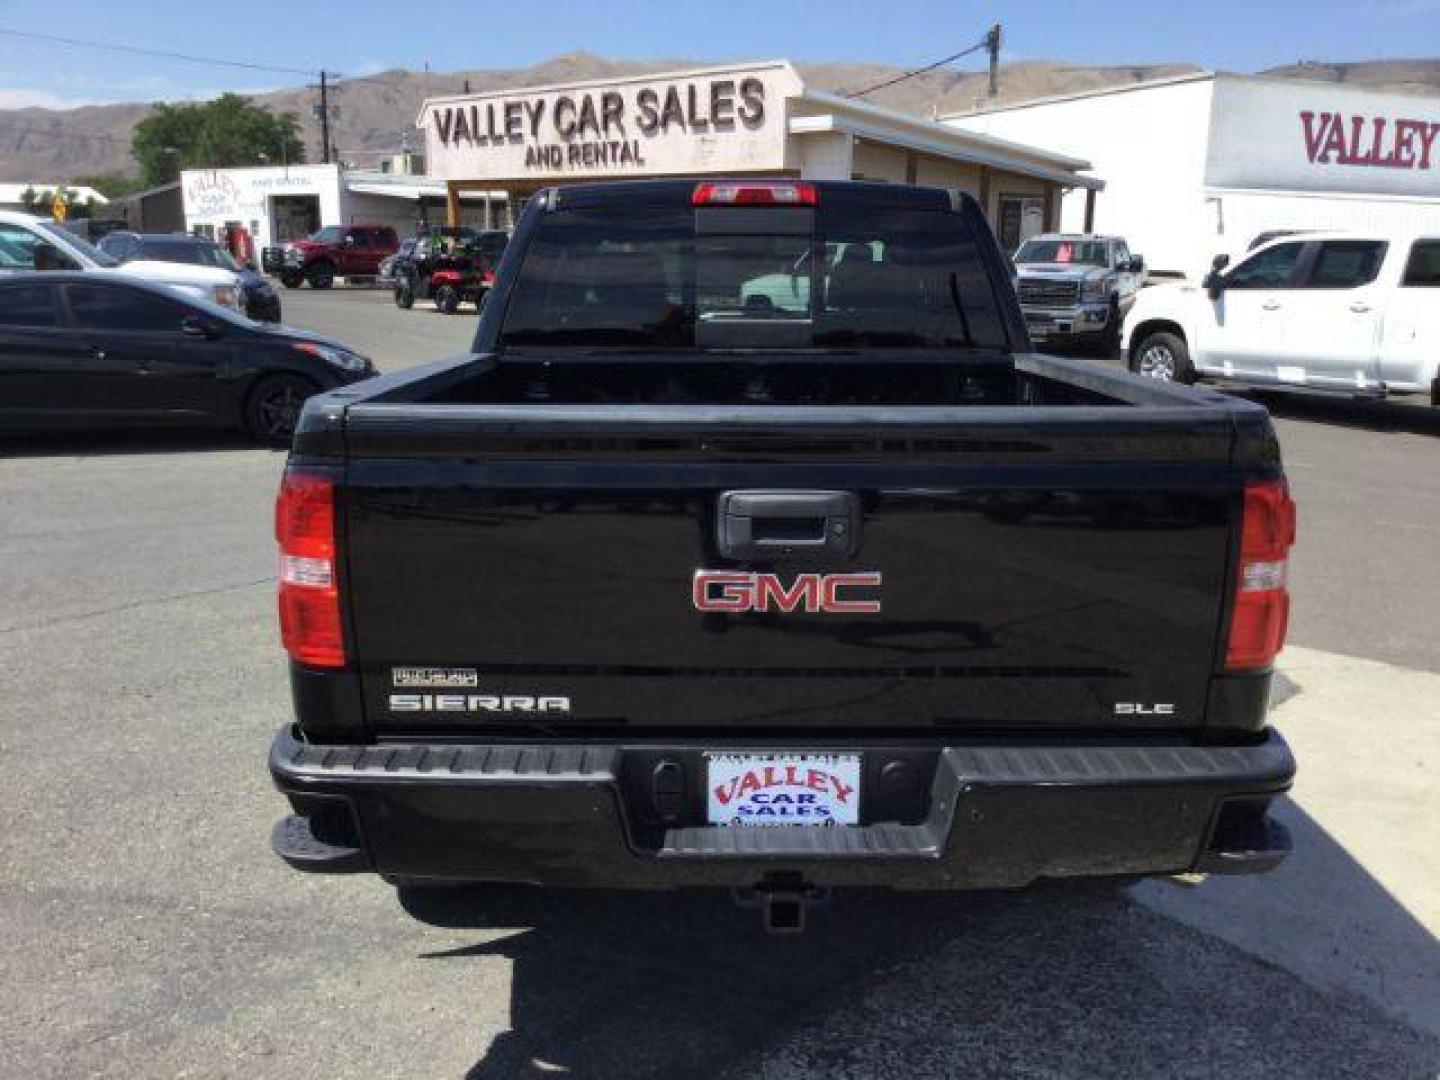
[1014,233,1145,353]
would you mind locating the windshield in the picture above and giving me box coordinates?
[160,284,257,328]
[34,221,119,267]
[1014,239,1108,267]
[139,240,241,271]
[309,227,341,244]
[499,205,1008,350]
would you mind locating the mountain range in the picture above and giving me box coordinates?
[1,52,1437,184]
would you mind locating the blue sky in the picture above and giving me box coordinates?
[0,0,1436,109]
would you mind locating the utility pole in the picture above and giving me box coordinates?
[319,70,332,163]
[312,71,341,164]
[986,24,1002,100]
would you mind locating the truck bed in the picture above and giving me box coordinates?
[315,348,1239,412]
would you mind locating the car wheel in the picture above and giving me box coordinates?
[394,283,414,310]
[279,269,304,289]
[435,283,460,314]
[245,374,318,444]
[307,261,335,290]
[1130,331,1194,384]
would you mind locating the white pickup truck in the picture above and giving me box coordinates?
[1123,232,1439,405]
[0,210,242,312]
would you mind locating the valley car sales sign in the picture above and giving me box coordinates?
[418,62,803,183]
[1206,75,1440,197]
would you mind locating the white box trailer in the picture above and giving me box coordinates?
[947,73,1440,280]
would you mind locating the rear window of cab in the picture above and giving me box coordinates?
[498,204,1008,350]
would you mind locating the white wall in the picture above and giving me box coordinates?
[795,131,853,181]
[182,165,342,250]
[338,191,428,236]
[948,78,1217,277]
[851,140,909,181]
[913,157,981,195]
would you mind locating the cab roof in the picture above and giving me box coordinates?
[543,178,969,214]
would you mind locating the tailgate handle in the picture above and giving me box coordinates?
[717,490,861,559]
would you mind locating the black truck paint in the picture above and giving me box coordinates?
[270,180,1295,895]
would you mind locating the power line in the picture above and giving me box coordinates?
[844,39,990,99]
[0,26,315,77]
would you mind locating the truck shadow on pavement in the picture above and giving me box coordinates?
[400,829,1440,1080]
[0,430,273,458]
[1251,391,1440,437]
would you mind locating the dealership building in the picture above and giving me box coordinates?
[179,162,508,252]
[946,72,1440,278]
[417,60,1102,250]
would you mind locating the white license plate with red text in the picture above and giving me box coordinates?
[705,753,861,827]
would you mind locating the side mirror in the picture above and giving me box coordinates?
[1129,255,1145,273]
[181,315,218,339]
[1204,255,1231,300]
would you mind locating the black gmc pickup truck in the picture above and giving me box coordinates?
[269,179,1297,929]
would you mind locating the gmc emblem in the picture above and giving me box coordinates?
[692,570,882,614]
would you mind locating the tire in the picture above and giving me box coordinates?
[279,269,303,289]
[394,283,414,310]
[434,282,460,314]
[245,374,319,444]
[306,261,335,290]
[1130,330,1194,384]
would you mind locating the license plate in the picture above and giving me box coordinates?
[705,753,861,827]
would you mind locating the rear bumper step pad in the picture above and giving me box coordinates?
[270,726,1294,886]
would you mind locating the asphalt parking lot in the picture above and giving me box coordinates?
[1,286,1437,1078]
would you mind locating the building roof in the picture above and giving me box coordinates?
[940,71,1219,121]
[792,87,1103,189]
[0,182,110,205]
[342,170,506,201]
[942,67,1440,122]
[111,180,181,203]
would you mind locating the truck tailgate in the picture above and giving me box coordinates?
[339,403,1238,735]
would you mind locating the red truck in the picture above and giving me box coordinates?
[265,225,400,289]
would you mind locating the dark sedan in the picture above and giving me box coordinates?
[0,273,374,442]
[100,231,283,322]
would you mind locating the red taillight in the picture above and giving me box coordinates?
[692,181,817,206]
[276,469,345,668]
[1225,480,1296,671]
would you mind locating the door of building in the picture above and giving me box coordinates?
[997,195,1046,253]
